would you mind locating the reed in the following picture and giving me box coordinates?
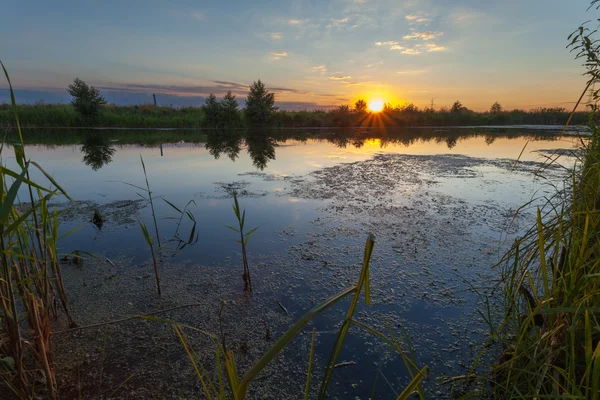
[226,191,258,292]
[122,155,166,295]
[457,6,600,396]
[0,61,76,399]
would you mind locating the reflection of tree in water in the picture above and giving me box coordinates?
[445,136,458,150]
[205,130,243,162]
[80,134,116,171]
[484,135,497,145]
[204,130,276,170]
[246,131,276,170]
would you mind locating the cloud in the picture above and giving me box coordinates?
[328,75,352,81]
[328,17,349,28]
[403,31,443,40]
[353,0,366,3]
[425,43,446,52]
[376,38,448,54]
[312,65,327,73]
[1,82,345,108]
[376,41,405,50]
[271,51,288,60]
[268,32,283,40]
[405,13,430,24]
[401,48,421,55]
[288,19,303,25]
[376,40,400,47]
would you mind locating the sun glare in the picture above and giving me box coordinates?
[368,100,384,112]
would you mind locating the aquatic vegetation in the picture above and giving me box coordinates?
[171,235,428,400]
[0,61,76,399]
[226,191,258,292]
[459,6,600,396]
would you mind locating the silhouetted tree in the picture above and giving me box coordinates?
[67,78,106,117]
[80,134,116,170]
[203,94,222,127]
[329,105,354,127]
[221,91,240,127]
[490,102,503,114]
[451,100,465,113]
[245,80,277,126]
[354,99,368,113]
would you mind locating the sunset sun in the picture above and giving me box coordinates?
[368,100,384,112]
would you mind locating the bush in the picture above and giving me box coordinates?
[67,78,106,117]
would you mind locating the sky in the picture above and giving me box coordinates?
[0,0,595,111]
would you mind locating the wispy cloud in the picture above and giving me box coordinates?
[403,31,443,40]
[376,41,405,50]
[401,48,421,55]
[312,65,327,73]
[328,75,352,81]
[271,51,288,60]
[376,38,447,54]
[328,17,349,28]
[288,19,303,25]
[353,0,366,3]
[425,43,446,52]
[405,13,430,24]
[268,32,283,40]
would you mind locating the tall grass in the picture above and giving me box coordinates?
[0,62,76,399]
[458,6,600,397]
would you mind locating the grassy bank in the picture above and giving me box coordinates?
[456,9,600,396]
[0,102,588,129]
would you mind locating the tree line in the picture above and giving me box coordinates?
[19,77,586,128]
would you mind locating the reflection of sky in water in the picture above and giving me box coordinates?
[1,129,581,397]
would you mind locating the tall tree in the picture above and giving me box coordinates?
[451,100,465,113]
[222,90,240,127]
[490,102,503,114]
[203,93,222,127]
[354,99,368,113]
[245,80,277,127]
[67,78,106,117]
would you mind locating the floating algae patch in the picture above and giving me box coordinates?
[51,199,146,226]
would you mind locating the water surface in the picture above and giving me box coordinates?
[5,127,581,398]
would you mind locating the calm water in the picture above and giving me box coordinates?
[4,127,582,397]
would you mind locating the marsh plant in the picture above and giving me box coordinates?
[459,4,600,397]
[122,155,165,295]
[0,62,75,399]
[226,191,258,292]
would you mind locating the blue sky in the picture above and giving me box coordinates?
[0,0,593,110]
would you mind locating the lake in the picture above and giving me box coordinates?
[5,127,582,398]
